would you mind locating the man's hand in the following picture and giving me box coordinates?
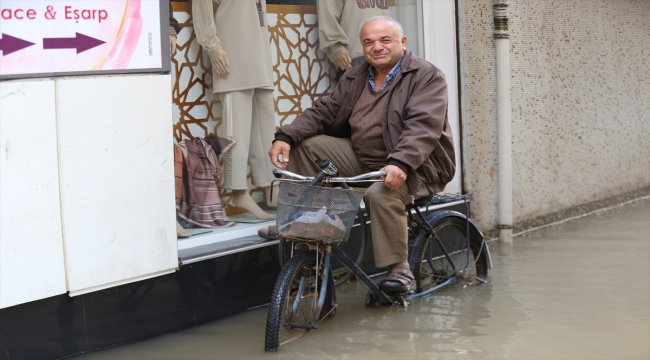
[380,165,407,190]
[333,48,352,70]
[209,48,230,75]
[269,141,291,169]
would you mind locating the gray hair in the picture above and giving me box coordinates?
[358,16,405,40]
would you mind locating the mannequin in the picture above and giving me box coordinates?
[193,0,276,220]
[317,0,392,71]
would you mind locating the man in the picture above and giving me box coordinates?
[268,16,455,292]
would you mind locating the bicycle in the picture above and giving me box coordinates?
[264,160,492,351]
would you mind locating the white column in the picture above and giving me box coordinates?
[421,0,463,194]
[494,0,513,243]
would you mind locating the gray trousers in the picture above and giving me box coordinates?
[287,135,412,268]
[219,89,275,190]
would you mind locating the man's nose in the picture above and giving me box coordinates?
[372,41,383,51]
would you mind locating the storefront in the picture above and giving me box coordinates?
[0,1,465,358]
[171,0,464,265]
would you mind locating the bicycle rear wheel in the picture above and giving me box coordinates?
[412,216,488,293]
[333,207,367,286]
[265,251,321,351]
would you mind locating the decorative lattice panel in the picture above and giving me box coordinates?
[267,6,337,129]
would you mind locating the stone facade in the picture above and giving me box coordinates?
[458,0,650,233]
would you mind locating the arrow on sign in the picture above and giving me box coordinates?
[43,33,105,54]
[0,34,35,56]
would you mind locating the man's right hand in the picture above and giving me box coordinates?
[209,48,230,75]
[269,140,290,169]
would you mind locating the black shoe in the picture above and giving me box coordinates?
[379,280,413,293]
[258,225,279,240]
[379,266,414,293]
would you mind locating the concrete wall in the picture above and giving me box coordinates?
[458,0,650,232]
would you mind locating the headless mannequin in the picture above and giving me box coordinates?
[317,0,393,71]
[210,48,275,220]
[193,0,276,220]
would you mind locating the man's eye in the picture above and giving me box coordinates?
[382,39,392,44]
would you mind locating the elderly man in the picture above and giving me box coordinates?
[268,16,455,292]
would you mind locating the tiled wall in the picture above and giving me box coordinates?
[458,0,650,232]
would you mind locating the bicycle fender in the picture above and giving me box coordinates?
[420,210,493,270]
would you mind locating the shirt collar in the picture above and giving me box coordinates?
[368,54,404,91]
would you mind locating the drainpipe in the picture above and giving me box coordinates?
[494,0,513,243]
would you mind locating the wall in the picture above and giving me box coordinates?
[458,0,650,232]
[0,75,179,308]
[0,80,66,308]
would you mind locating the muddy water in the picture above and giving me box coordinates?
[78,199,650,359]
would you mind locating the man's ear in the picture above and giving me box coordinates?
[401,36,407,50]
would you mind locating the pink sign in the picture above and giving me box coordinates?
[0,0,164,78]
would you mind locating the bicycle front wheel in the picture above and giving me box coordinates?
[265,251,320,351]
[412,216,489,293]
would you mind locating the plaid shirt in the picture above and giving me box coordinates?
[368,56,403,91]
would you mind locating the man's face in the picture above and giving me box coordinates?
[360,19,407,71]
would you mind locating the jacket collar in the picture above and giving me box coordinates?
[345,49,419,79]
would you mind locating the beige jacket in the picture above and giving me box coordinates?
[192,0,274,93]
[317,0,392,63]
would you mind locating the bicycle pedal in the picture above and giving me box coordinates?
[394,295,409,307]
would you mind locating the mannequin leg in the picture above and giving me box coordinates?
[176,220,190,238]
[232,190,275,220]
[249,89,278,208]
[249,89,276,187]
[219,90,274,219]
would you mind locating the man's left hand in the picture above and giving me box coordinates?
[380,165,407,190]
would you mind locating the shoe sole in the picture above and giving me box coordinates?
[379,283,414,293]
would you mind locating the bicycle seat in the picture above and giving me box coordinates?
[405,194,434,210]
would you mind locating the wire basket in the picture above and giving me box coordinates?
[275,182,364,244]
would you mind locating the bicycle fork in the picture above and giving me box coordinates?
[292,243,337,329]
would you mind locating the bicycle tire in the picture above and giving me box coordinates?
[265,251,322,351]
[412,216,488,293]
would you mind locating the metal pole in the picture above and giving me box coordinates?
[494,0,513,243]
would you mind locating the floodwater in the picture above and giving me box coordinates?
[78,199,650,360]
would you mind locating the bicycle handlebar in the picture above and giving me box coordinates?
[272,168,385,183]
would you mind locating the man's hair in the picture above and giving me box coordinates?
[358,16,405,40]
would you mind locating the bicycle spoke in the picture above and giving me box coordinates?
[415,218,485,293]
[276,259,320,346]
